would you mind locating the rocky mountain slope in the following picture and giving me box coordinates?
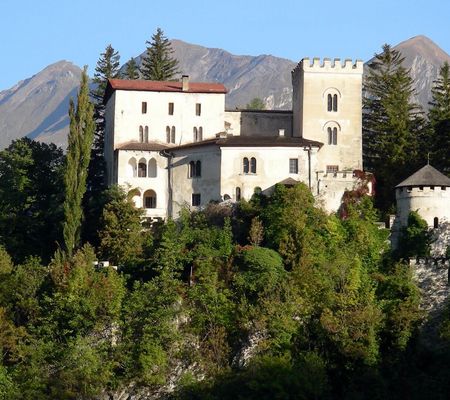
[369,35,450,108]
[0,61,82,149]
[0,36,448,149]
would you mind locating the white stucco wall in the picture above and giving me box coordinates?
[219,146,311,200]
[110,90,225,147]
[116,149,168,219]
[171,145,222,217]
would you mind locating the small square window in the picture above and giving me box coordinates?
[196,103,201,116]
[289,158,298,174]
[142,102,147,114]
[168,102,174,115]
[192,193,201,206]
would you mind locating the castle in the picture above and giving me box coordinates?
[104,57,366,220]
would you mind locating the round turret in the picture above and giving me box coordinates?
[395,164,450,228]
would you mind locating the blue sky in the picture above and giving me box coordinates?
[1,0,449,90]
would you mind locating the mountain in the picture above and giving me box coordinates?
[392,35,450,108]
[0,36,449,150]
[0,61,82,149]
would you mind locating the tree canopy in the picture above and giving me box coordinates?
[140,28,180,81]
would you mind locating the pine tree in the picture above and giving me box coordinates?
[140,28,180,81]
[83,45,121,247]
[62,67,95,257]
[91,44,121,103]
[363,44,425,211]
[428,61,450,174]
[124,57,139,80]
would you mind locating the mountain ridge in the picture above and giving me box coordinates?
[0,35,449,149]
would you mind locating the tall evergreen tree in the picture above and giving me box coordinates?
[363,44,425,211]
[62,67,95,257]
[124,57,139,80]
[428,61,450,174]
[83,45,122,247]
[140,28,180,81]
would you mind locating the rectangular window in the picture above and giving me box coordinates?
[168,102,174,115]
[145,196,156,208]
[289,158,298,174]
[196,103,201,116]
[141,102,147,114]
[192,193,201,206]
[326,165,339,174]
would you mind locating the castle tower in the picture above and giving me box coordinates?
[291,58,363,173]
[395,164,450,228]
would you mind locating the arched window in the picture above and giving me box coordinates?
[189,161,195,178]
[171,126,176,144]
[143,190,157,209]
[138,158,147,177]
[223,194,231,201]
[166,126,171,143]
[254,187,262,194]
[199,127,203,141]
[139,126,144,142]
[144,126,149,143]
[434,217,439,228]
[148,158,157,178]
[127,157,137,178]
[243,157,249,174]
[193,127,198,142]
[189,160,201,178]
[326,92,338,112]
[327,127,337,145]
[250,157,257,173]
[195,160,201,177]
[236,187,241,201]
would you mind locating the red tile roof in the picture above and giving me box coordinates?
[107,79,227,95]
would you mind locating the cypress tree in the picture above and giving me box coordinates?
[83,45,121,246]
[428,61,450,174]
[62,67,95,257]
[124,57,139,80]
[140,28,180,81]
[363,44,425,211]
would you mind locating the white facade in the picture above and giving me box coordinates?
[104,59,365,220]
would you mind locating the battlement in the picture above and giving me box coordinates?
[292,57,363,74]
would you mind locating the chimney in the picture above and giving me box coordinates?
[182,75,189,91]
[278,129,285,137]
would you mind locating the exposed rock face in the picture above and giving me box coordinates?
[0,61,82,149]
[368,35,450,110]
[412,257,450,349]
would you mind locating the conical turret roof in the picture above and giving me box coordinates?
[396,164,450,188]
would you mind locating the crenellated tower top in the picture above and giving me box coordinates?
[292,57,363,74]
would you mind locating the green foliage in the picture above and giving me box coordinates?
[363,44,426,211]
[141,27,180,81]
[124,57,139,80]
[97,186,144,267]
[233,246,285,298]
[84,45,122,247]
[397,211,432,258]
[62,67,95,258]
[428,61,450,174]
[245,97,266,110]
[0,138,64,263]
